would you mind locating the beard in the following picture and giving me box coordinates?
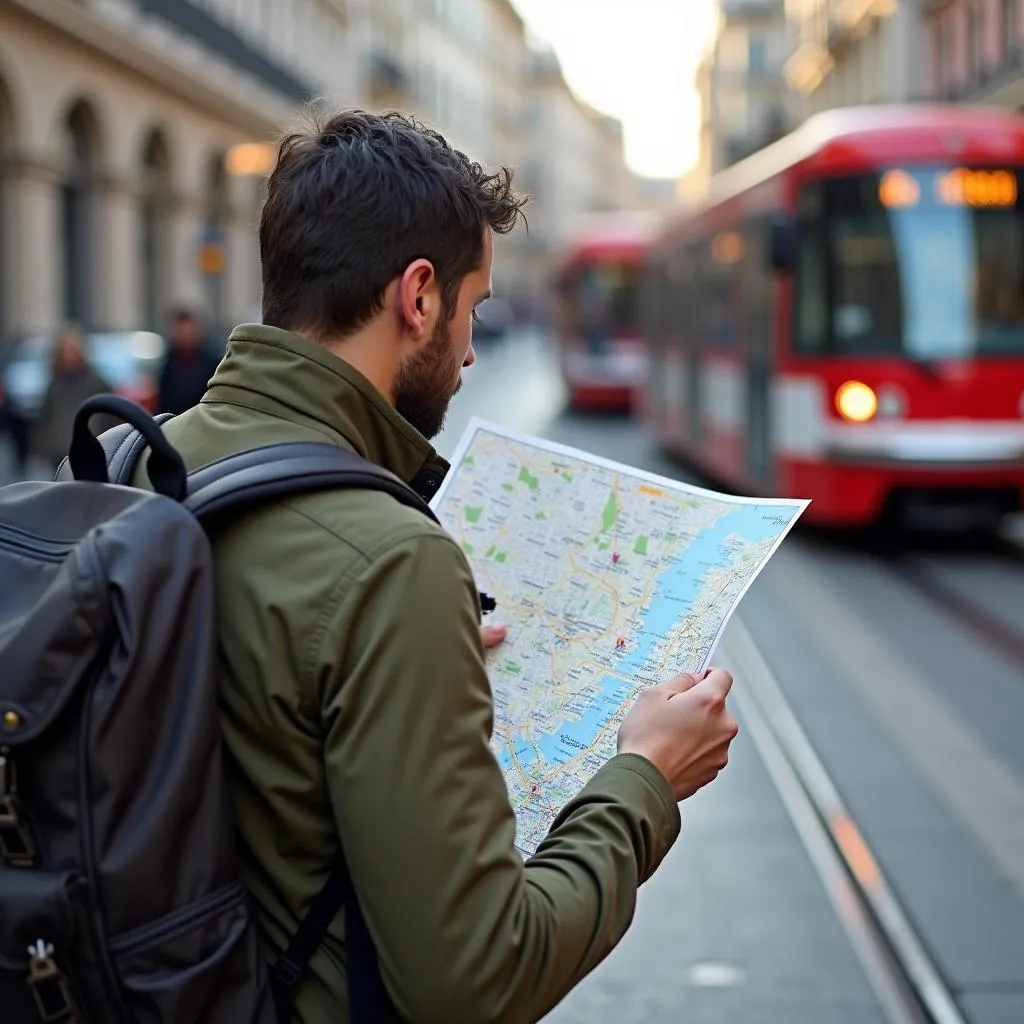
[392,315,463,440]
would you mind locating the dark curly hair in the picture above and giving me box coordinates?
[259,108,527,340]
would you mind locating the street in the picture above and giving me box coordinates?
[438,331,1024,1024]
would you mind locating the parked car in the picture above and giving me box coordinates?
[2,330,168,419]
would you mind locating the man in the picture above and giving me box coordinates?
[156,307,222,414]
[137,110,739,1023]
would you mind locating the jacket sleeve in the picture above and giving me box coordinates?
[319,531,681,1024]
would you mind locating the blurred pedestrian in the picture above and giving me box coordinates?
[29,323,112,474]
[0,377,30,479]
[156,307,222,414]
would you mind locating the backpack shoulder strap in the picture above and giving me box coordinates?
[269,854,387,1023]
[182,441,439,524]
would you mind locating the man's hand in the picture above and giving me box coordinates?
[617,668,739,801]
[481,622,507,649]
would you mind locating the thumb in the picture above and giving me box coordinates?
[481,622,508,649]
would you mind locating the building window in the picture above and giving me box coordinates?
[59,101,100,330]
[966,4,978,83]
[748,37,767,75]
[935,18,948,95]
[139,130,172,334]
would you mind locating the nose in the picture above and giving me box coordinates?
[463,344,476,369]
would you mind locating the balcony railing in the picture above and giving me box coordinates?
[134,0,314,102]
[720,0,784,19]
[935,40,1024,103]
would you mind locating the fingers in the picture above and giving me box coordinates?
[652,670,709,697]
[481,623,508,649]
[690,667,734,700]
[656,666,731,699]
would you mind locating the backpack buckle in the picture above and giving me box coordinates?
[0,754,36,868]
[27,940,77,1022]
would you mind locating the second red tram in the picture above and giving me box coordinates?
[643,106,1024,529]
[554,213,658,411]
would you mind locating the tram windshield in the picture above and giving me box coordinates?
[795,167,1024,358]
[559,261,642,353]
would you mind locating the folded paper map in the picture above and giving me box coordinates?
[431,418,809,857]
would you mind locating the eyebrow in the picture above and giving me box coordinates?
[476,290,492,305]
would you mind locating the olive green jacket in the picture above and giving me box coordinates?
[137,325,681,1024]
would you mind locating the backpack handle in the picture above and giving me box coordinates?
[69,395,187,501]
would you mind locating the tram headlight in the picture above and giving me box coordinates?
[835,381,878,423]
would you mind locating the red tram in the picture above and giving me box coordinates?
[643,106,1024,529]
[554,212,658,411]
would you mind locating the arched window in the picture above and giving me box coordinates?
[139,129,172,332]
[202,152,229,336]
[59,100,101,329]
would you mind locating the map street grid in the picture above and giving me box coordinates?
[431,418,809,858]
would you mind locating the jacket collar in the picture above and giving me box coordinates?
[203,324,450,502]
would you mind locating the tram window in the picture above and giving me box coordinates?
[697,241,740,348]
[554,269,579,338]
[577,263,641,338]
[665,251,688,350]
[830,223,902,352]
[646,262,671,349]
[794,189,829,352]
[794,169,1024,357]
[742,219,772,356]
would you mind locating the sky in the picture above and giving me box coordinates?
[511,0,717,180]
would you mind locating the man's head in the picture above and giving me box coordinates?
[259,109,527,438]
[53,322,86,373]
[169,308,202,351]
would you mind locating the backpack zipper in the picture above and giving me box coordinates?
[0,524,75,563]
[107,881,247,958]
[0,942,85,1020]
[73,557,132,1024]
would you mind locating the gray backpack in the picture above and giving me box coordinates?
[0,395,435,1023]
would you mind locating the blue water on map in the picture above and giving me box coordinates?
[498,503,798,773]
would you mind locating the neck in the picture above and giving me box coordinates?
[321,322,401,405]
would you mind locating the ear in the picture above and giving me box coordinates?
[397,259,441,345]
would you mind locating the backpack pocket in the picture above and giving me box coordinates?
[109,880,269,1022]
[0,870,93,1023]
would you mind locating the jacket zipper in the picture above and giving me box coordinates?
[0,524,74,562]
[107,882,247,958]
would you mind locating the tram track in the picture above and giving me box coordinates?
[721,617,969,1024]
[885,538,1024,676]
